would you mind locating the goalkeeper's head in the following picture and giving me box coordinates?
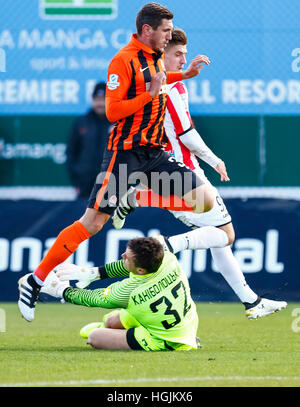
[122,237,164,275]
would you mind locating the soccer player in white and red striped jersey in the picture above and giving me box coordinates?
[113,28,287,319]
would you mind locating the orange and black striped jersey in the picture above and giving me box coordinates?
[105,34,182,151]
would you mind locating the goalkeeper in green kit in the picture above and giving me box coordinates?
[37,237,199,351]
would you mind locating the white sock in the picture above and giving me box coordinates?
[169,226,229,253]
[210,246,258,304]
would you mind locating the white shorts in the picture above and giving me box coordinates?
[169,168,232,229]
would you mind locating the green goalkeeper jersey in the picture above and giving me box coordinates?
[63,252,198,348]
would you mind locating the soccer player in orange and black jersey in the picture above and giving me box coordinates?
[18,2,214,323]
[105,35,181,151]
[88,29,201,212]
[88,4,212,213]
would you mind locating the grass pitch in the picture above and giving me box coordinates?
[0,301,299,387]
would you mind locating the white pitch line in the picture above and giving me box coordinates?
[1,376,300,387]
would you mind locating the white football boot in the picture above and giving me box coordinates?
[18,273,41,322]
[112,186,139,229]
[245,297,287,320]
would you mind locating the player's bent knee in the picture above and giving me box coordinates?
[105,312,124,329]
[219,223,235,245]
[227,230,235,245]
[80,209,110,236]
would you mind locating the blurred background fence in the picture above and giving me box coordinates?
[0,0,299,301]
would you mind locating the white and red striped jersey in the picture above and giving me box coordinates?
[164,81,220,177]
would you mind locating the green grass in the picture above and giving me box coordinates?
[0,302,300,387]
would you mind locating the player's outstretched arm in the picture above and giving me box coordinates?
[56,260,130,288]
[182,55,211,79]
[40,270,131,309]
[63,278,132,309]
[167,82,229,182]
[181,130,230,181]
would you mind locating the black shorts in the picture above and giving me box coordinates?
[88,146,204,215]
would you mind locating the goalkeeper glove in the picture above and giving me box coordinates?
[40,271,70,298]
[56,263,100,288]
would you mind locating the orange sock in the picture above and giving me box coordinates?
[34,220,91,282]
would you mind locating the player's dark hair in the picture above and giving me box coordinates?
[136,2,173,35]
[167,28,188,47]
[127,237,164,273]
